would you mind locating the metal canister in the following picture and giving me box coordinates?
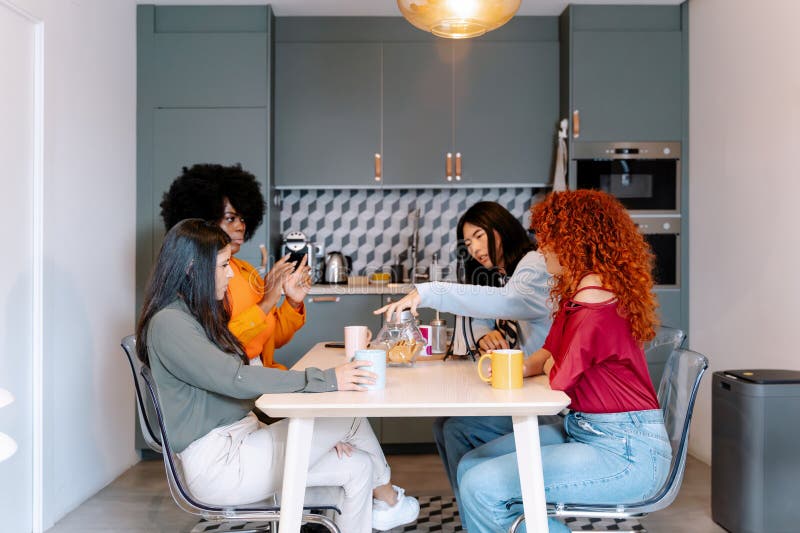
[429,318,448,354]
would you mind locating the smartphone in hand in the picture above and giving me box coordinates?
[287,250,306,271]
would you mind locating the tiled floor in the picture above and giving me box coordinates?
[46,453,725,533]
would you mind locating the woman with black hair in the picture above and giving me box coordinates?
[376,201,551,364]
[160,163,305,369]
[454,201,541,353]
[374,201,555,506]
[137,219,419,532]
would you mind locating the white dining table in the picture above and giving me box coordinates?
[255,343,570,532]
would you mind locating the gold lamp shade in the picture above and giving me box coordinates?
[397,0,521,39]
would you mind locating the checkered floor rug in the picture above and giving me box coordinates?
[191,495,646,532]
[380,495,646,532]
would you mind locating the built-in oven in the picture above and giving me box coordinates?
[633,216,680,288]
[572,142,681,215]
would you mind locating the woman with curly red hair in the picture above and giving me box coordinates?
[457,190,670,533]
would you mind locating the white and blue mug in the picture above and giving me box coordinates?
[353,349,387,390]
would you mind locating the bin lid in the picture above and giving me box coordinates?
[723,369,800,384]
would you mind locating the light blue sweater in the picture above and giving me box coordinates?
[416,251,553,355]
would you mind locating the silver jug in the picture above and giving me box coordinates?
[429,318,448,354]
[324,251,349,284]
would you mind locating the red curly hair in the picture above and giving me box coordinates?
[530,190,658,343]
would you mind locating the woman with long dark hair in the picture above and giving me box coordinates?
[136,219,419,532]
[454,201,539,353]
[457,190,669,532]
[374,201,554,507]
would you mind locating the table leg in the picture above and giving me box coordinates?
[279,417,315,532]
[512,415,547,533]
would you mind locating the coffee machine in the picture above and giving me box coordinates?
[280,231,325,284]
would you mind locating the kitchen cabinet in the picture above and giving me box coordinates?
[454,40,559,184]
[274,43,381,187]
[382,41,453,186]
[560,4,690,335]
[137,4,275,314]
[276,294,383,369]
[383,37,559,186]
[560,5,684,142]
[274,17,559,188]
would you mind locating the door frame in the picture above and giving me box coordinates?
[0,1,44,531]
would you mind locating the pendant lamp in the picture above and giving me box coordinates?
[397,0,521,39]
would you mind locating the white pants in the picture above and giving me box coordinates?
[179,413,390,533]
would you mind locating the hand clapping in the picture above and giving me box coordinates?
[258,246,295,314]
[283,254,312,309]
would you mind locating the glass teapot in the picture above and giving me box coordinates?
[374,310,425,366]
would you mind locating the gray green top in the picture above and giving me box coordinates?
[146,300,338,452]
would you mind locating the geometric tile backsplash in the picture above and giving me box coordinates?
[280,187,544,276]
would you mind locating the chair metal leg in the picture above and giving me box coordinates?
[509,513,525,533]
[301,513,341,533]
[190,519,275,533]
[190,513,339,533]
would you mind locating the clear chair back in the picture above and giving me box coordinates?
[120,335,162,453]
[645,326,686,389]
[656,348,708,489]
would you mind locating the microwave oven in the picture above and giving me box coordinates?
[573,142,681,215]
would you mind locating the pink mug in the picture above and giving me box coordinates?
[344,325,373,361]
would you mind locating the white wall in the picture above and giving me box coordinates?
[688,0,800,463]
[0,0,138,529]
[0,4,36,531]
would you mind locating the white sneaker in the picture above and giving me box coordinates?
[372,485,420,531]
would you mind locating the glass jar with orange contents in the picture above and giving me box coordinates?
[374,310,425,366]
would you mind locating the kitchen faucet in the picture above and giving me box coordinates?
[409,208,420,282]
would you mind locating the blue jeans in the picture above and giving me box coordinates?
[433,415,565,506]
[457,410,671,533]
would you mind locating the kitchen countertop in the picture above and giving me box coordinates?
[307,281,416,295]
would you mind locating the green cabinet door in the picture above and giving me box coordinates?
[571,30,682,141]
[383,42,454,187]
[274,43,381,187]
[274,294,383,369]
[137,5,273,313]
[455,41,559,185]
[151,108,269,268]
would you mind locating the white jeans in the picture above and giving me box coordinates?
[179,413,391,533]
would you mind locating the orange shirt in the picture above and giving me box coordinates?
[226,256,306,369]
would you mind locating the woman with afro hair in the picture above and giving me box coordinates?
[161,163,306,369]
[456,190,671,533]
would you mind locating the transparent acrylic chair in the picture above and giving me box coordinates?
[121,335,341,533]
[509,348,708,533]
[121,335,162,453]
[644,326,686,389]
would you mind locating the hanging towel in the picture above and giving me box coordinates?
[552,118,568,192]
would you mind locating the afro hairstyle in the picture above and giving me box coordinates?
[160,163,266,242]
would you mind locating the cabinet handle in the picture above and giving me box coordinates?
[572,109,580,139]
[374,153,382,182]
[455,152,462,181]
[310,296,341,303]
[446,152,453,182]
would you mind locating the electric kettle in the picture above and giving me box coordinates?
[324,252,350,284]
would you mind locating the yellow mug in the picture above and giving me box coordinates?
[478,349,524,389]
